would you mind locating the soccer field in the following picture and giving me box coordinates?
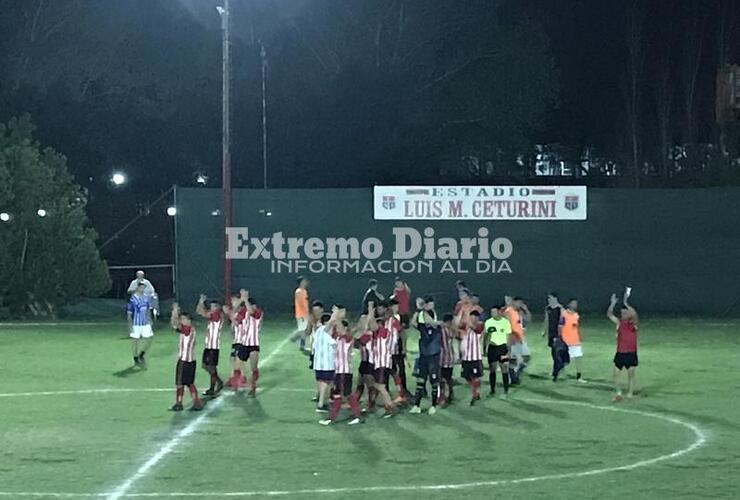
[0,317,738,499]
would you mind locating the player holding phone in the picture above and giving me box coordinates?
[607,287,639,401]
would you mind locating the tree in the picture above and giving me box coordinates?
[265,0,559,185]
[0,114,110,317]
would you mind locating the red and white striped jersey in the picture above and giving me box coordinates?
[204,311,222,350]
[373,325,394,368]
[177,325,196,362]
[440,325,456,368]
[335,334,354,374]
[459,323,484,361]
[357,331,374,364]
[233,307,247,345]
[241,309,263,346]
[385,315,402,355]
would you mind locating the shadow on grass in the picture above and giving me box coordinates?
[380,416,430,453]
[112,365,143,378]
[235,392,269,421]
[465,401,541,431]
[508,398,568,419]
[435,410,496,444]
[519,383,592,403]
[639,403,740,431]
[330,423,384,464]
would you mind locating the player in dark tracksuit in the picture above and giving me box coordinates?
[409,297,442,415]
[544,293,568,381]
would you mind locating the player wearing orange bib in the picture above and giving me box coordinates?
[290,276,311,350]
[504,296,530,384]
[559,299,585,382]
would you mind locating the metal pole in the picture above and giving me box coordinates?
[172,185,179,303]
[220,0,232,302]
[260,41,268,189]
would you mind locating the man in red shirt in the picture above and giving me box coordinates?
[607,289,639,401]
[391,277,411,326]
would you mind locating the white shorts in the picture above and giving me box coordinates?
[510,341,530,359]
[568,345,583,358]
[295,317,308,332]
[130,324,153,339]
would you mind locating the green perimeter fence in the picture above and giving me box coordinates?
[174,187,740,316]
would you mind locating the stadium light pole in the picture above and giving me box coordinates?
[217,0,232,302]
[260,40,268,189]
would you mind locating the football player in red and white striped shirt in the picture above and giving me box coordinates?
[353,312,377,411]
[239,297,263,396]
[385,299,409,403]
[225,294,248,390]
[371,303,397,418]
[320,319,363,426]
[169,304,203,412]
[456,309,484,406]
[439,313,457,405]
[196,294,224,396]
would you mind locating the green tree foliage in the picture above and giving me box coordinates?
[0,114,110,317]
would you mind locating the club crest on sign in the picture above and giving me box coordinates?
[564,195,579,211]
[382,195,396,210]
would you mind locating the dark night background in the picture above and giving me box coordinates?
[1,0,739,272]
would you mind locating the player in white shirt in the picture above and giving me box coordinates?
[312,306,345,412]
[127,270,159,320]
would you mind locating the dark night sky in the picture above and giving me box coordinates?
[1,0,739,266]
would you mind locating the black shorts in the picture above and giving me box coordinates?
[315,370,335,382]
[332,373,354,397]
[359,361,374,376]
[232,344,259,361]
[614,352,638,369]
[461,360,483,381]
[416,354,441,381]
[487,344,509,364]
[202,348,220,367]
[374,367,392,384]
[175,360,196,386]
[392,353,406,373]
[441,366,454,381]
[399,313,410,328]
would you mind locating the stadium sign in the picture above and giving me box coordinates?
[225,226,513,275]
[373,185,587,220]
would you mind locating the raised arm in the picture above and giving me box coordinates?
[606,294,619,325]
[520,303,532,324]
[170,302,181,330]
[453,309,464,330]
[195,294,208,318]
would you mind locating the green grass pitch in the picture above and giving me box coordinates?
[0,316,738,499]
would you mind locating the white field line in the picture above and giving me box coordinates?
[103,336,292,500]
[0,322,117,327]
[0,396,707,498]
[115,399,710,497]
[0,388,308,398]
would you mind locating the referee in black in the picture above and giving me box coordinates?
[409,296,442,415]
[543,292,568,381]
